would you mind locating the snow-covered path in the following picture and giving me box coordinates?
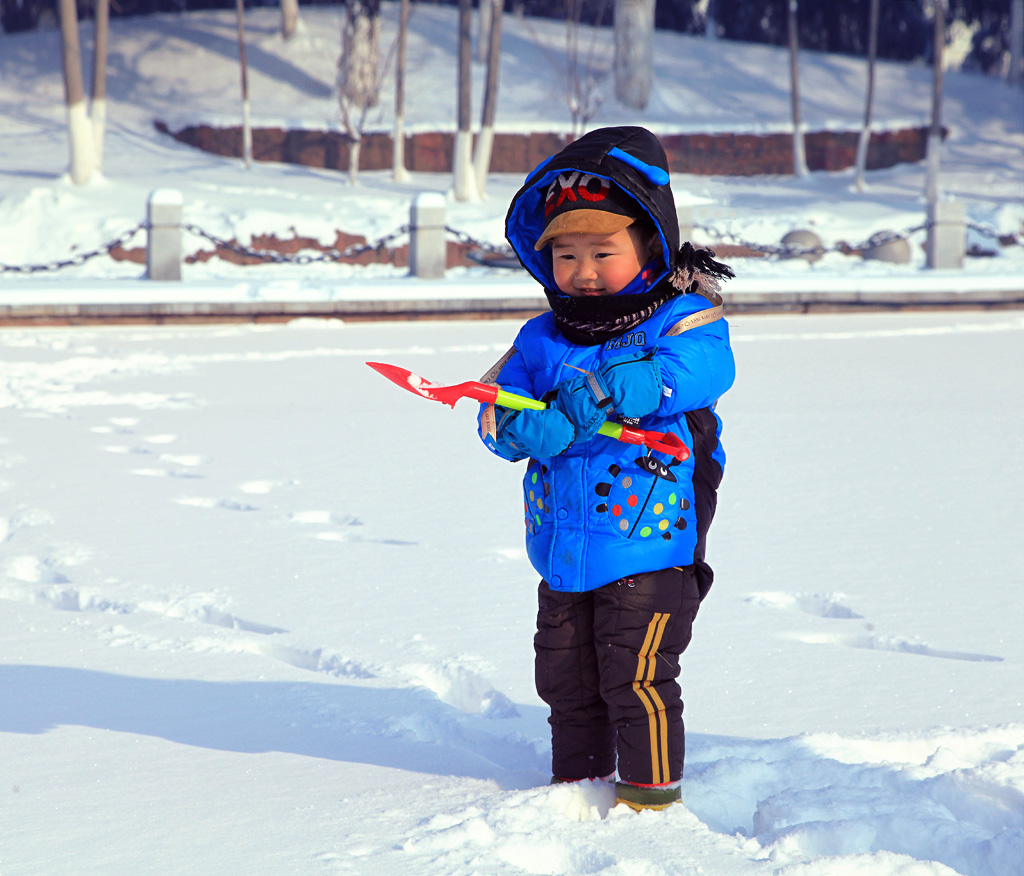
[1,312,1021,875]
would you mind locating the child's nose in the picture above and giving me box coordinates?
[575,258,597,279]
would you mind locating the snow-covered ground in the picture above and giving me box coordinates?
[1,312,1022,876]
[1,7,1023,876]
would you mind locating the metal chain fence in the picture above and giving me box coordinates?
[966,220,1024,246]
[1,217,1020,275]
[689,222,929,257]
[444,225,515,257]
[0,223,147,274]
[690,219,1023,260]
[180,222,411,264]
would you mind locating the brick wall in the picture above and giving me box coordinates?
[156,122,935,176]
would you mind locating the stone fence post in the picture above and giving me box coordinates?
[409,192,446,279]
[926,201,966,270]
[147,189,182,281]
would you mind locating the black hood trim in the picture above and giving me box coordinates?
[505,127,680,293]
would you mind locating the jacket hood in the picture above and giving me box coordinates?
[505,126,680,293]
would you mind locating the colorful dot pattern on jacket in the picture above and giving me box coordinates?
[525,463,551,535]
[595,456,689,540]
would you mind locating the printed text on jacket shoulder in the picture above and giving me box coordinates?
[605,331,647,351]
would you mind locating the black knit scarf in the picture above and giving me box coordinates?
[544,244,735,346]
[543,283,679,346]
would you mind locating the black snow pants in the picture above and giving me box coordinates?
[534,564,704,786]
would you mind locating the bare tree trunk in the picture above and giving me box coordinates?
[925,0,945,204]
[58,0,95,184]
[91,0,109,171]
[1009,0,1023,87]
[340,0,381,110]
[281,0,299,40]
[473,0,502,195]
[854,0,879,192]
[566,0,585,135]
[705,0,716,40]
[476,0,492,63]
[453,0,478,201]
[393,0,410,182]
[614,0,654,110]
[788,0,807,177]
[558,0,611,137]
[236,0,252,168]
[338,0,381,185]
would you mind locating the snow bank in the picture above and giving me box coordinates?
[1,313,1022,875]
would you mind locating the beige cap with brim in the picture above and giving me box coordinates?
[533,210,634,251]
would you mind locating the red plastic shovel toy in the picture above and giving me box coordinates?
[366,361,689,461]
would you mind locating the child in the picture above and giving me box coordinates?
[477,126,735,812]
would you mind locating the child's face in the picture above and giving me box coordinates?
[550,228,644,297]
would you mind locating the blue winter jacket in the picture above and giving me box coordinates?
[480,126,736,593]
[480,296,733,592]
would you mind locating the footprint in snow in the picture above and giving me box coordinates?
[289,510,354,526]
[289,510,417,546]
[747,590,1003,663]
[128,453,208,479]
[795,630,1004,663]
[0,509,51,544]
[3,579,288,636]
[400,783,635,872]
[176,497,258,512]
[313,530,418,546]
[131,468,204,479]
[489,547,528,563]
[159,453,208,467]
[2,554,71,585]
[407,659,521,719]
[90,417,140,435]
[239,480,288,495]
[746,591,863,619]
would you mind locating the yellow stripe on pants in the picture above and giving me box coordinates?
[632,612,671,784]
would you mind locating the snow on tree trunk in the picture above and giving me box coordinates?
[280,0,300,40]
[854,0,879,192]
[91,0,109,172]
[788,0,807,177]
[473,0,502,196]
[453,0,478,201]
[58,0,95,184]
[393,0,410,182]
[349,137,363,186]
[614,0,654,110]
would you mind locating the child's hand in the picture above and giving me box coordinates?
[494,407,576,460]
[596,351,663,419]
[551,377,607,443]
[553,352,663,437]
